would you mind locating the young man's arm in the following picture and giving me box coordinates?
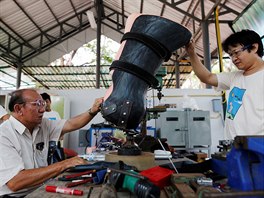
[185,40,218,87]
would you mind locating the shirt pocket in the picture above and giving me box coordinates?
[35,147,48,167]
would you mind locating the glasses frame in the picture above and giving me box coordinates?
[228,45,251,58]
[22,99,47,109]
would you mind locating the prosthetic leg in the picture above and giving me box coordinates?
[102,13,191,130]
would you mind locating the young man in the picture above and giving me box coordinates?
[41,92,80,162]
[40,92,61,120]
[0,89,103,197]
[185,29,264,139]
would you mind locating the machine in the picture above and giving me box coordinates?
[156,109,211,150]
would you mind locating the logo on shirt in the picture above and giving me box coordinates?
[226,87,246,120]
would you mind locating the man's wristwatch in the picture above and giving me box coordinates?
[88,108,98,116]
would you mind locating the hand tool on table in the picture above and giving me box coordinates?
[58,170,95,181]
[108,168,160,198]
[65,169,107,188]
[67,160,136,172]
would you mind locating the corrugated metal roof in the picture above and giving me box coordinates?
[0,0,256,90]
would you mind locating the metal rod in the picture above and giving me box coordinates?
[96,0,102,89]
[87,186,93,198]
[157,138,178,174]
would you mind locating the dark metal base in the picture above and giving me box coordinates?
[118,135,141,156]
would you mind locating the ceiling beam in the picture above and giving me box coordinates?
[43,0,67,34]
[102,4,127,32]
[69,0,81,23]
[1,5,95,66]
[0,19,35,50]
[13,0,54,42]
[0,69,30,85]
[140,0,144,13]
[158,0,201,22]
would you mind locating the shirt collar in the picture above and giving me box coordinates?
[9,116,27,135]
[9,116,41,135]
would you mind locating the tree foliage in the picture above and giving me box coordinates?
[83,36,118,65]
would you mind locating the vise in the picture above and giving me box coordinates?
[212,136,264,191]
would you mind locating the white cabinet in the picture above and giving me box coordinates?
[157,110,211,149]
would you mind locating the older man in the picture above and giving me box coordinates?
[0,89,103,197]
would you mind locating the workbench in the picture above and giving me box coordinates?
[25,155,264,198]
[25,158,191,198]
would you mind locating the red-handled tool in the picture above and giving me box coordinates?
[64,169,107,188]
[64,170,95,179]
[66,178,92,188]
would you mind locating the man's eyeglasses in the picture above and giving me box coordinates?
[228,45,251,58]
[23,99,46,109]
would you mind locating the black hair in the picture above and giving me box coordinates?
[222,29,263,57]
[8,89,26,112]
[40,92,51,101]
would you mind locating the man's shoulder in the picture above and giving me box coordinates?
[0,116,23,134]
[217,70,243,79]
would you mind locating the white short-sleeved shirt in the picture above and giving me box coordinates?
[216,70,264,139]
[43,110,61,120]
[0,116,66,197]
[0,106,8,119]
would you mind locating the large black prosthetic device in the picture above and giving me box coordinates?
[102,14,192,129]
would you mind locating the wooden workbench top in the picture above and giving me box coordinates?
[25,157,193,197]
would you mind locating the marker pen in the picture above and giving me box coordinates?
[45,185,83,196]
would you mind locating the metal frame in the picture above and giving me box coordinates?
[0,0,251,89]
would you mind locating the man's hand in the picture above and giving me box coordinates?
[6,156,88,192]
[60,156,88,170]
[185,39,196,55]
[62,97,104,134]
[89,97,104,115]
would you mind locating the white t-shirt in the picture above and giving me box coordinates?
[0,106,7,120]
[0,116,66,197]
[43,110,61,120]
[216,70,264,139]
